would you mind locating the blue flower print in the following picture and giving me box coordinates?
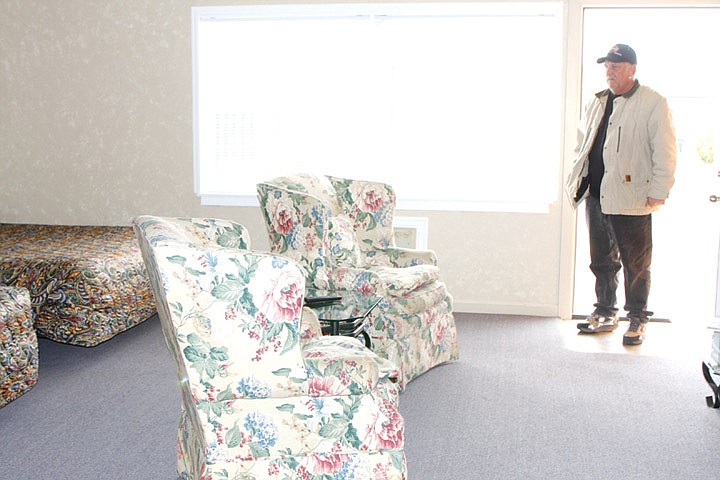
[271,256,289,269]
[244,412,278,448]
[236,376,271,399]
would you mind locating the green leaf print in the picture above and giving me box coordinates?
[186,267,206,277]
[217,385,235,402]
[344,422,362,449]
[216,225,249,249]
[210,346,229,362]
[166,255,186,266]
[280,325,299,354]
[183,346,205,363]
[183,333,228,380]
[226,422,243,449]
[187,332,205,346]
[248,443,270,458]
[319,417,348,438]
[232,258,259,284]
[211,279,247,303]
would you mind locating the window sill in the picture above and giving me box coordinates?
[199,194,551,214]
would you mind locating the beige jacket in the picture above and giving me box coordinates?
[565,82,677,215]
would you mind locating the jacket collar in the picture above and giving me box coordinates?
[595,79,640,99]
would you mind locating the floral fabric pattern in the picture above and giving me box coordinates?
[257,175,459,389]
[134,216,406,480]
[328,215,363,267]
[0,223,156,346]
[0,285,38,408]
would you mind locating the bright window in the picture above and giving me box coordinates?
[192,3,562,211]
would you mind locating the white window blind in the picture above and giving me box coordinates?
[192,3,562,211]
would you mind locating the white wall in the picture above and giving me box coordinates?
[0,0,594,316]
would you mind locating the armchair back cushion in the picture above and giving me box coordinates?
[327,175,397,256]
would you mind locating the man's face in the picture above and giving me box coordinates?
[604,61,636,94]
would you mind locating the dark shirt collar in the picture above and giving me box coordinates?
[595,79,640,99]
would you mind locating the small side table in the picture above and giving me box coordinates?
[305,290,381,348]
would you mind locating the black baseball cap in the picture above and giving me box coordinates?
[597,44,637,65]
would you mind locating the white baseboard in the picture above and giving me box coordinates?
[453,301,559,317]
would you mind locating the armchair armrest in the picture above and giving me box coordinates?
[375,246,438,267]
[327,266,384,293]
[299,306,322,344]
[302,336,399,395]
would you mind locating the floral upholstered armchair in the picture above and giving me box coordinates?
[134,216,406,480]
[1,285,38,408]
[257,174,459,388]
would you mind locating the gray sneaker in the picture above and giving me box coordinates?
[622,317,647,345]
[577,313,618,334]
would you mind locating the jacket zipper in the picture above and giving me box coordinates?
[617,126,621,152]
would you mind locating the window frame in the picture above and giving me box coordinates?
[192,2,563,213]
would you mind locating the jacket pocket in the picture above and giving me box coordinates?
[614,172,649,210]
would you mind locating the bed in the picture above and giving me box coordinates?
[0,224,156,347]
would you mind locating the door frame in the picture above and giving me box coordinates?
[558,0,720,320]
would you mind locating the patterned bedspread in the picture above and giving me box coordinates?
[0,224,156,347]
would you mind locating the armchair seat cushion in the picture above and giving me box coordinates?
[382,280,452,315]
[373,264,440,295]
[193,393,404,463]
[303,335,400,396]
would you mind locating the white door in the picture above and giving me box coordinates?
[573,7,720,326]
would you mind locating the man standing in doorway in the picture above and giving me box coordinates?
[566,44,677,345]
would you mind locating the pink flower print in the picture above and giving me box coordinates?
[349,182,386,213]
[303,233,315,251]
[424,307,437,326]
[261,270,304,324]
[225,307,237,321]
[357,281,374,296]
[307,376,346,396]
[363,399,405,449]
[433,322,447,344]
[270,199,296,235]
[296,465,311,480]
[337,370,351,386]
[373,463,390,480]
[258,312,269,330]
[302,453,350,475]
[361,189,384,213]
[304,350,326,358]
[252,344,269,361]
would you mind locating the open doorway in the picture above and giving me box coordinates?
[573,7,720,328]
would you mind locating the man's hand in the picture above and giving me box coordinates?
[646,197,665,208]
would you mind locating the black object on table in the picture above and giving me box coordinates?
[304,291,381,348]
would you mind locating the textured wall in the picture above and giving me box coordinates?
[0,0,564,315]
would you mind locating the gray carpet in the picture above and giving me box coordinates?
[1,313,718,479]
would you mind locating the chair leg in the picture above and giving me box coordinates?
[702,361,720,408]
